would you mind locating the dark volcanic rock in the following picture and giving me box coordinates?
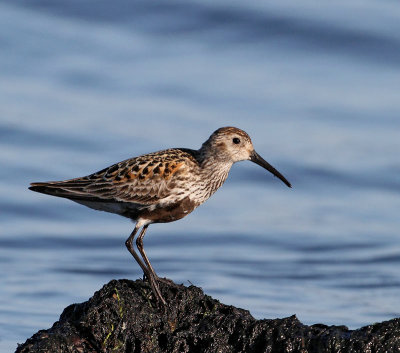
[16,279,400,353]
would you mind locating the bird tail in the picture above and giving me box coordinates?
[29,180,93,200]
[30,182,71,198]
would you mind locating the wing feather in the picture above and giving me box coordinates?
[29,148,199,205]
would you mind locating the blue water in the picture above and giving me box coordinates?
[1,1,400,351]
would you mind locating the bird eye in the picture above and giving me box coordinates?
[232,137,240,144]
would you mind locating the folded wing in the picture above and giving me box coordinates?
[29,149,197,205]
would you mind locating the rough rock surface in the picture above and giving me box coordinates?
[16,279,400,353]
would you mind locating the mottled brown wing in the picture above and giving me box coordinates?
[29,149,199,205]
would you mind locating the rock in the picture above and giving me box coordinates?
[15,279,400,353]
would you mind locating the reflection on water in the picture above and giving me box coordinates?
[1,0,400,351]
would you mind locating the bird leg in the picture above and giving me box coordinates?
[136,226,174,286]
[125,226,166,306]
[136,225,158,279]
[125,226,150,275]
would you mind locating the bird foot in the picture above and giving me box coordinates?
[142,274,174,286]
[142,273,168,307]
[155,277,175,285]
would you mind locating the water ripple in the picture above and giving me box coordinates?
[10,0,400,67]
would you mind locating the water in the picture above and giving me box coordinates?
[1,0,400,351]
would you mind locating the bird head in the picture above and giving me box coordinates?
[202,127,291,188]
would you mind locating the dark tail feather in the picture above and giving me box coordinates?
[29,181,86,198]
[29,182,108,202]
[29,182,53,193]
[29,182,71,198]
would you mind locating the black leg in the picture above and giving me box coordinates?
[125,225,150,275]
[125,225,167,306]
[136,225,159,280]
[136,226,174,286]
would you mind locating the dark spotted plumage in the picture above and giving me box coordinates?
[29,127,291,306]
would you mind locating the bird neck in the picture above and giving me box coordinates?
[198,142,232,165]
[191,147,233,203]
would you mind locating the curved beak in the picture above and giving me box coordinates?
[250,150,291,188]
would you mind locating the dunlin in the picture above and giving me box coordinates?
[30,127,291,306]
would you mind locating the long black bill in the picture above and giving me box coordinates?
[250,151,292,188]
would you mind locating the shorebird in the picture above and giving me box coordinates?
[30,127,291,306]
